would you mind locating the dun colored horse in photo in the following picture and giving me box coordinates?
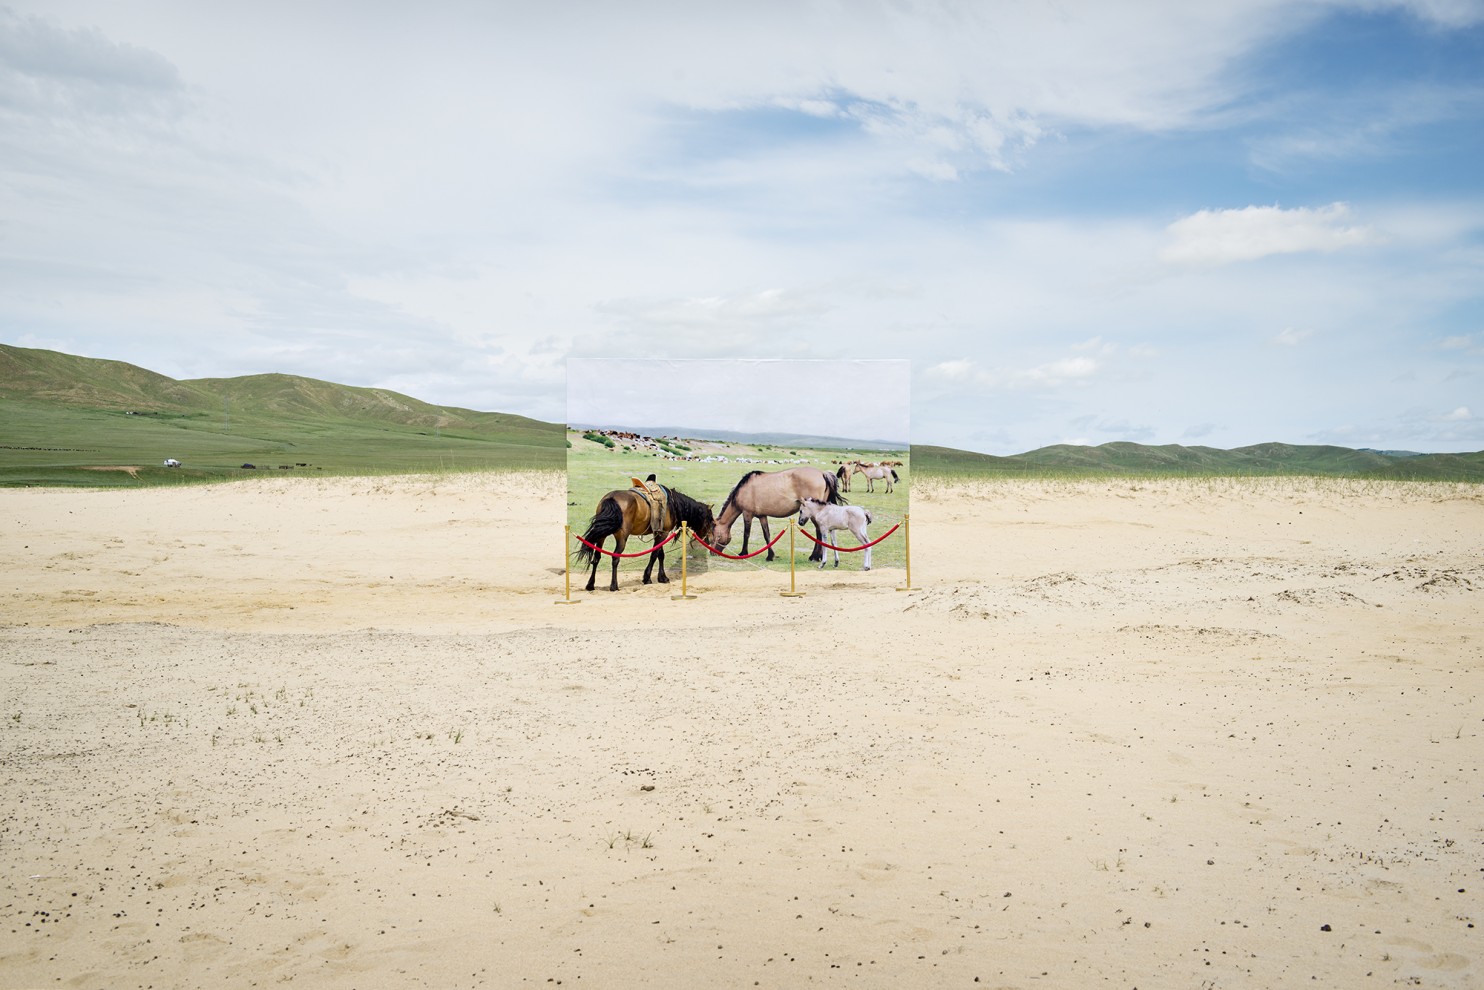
[710,467,843,562]
[851,460,899,493]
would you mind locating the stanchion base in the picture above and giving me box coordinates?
[554,599,582,605]
[670,594,698,601]
[779,592,807,598]
[895,586,917,592]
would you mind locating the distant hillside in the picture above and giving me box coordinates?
[0,343,563,486]
[913,441,1484,481]
[4,343,1479,486]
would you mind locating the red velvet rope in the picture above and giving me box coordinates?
[572,528,679,559]
[689,526,787,560]
[796,521,901,552]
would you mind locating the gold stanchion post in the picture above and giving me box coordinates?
[555,524,581,605]
[780,522,806,598]
[671,522,697,600]
[895,513,916,592]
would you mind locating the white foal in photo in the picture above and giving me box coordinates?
[797,497,874,570]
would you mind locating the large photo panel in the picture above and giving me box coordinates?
[566,359,910,581]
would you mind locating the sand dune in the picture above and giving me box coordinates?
[2,474,1480,988]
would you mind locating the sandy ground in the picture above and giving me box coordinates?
[1,472,1481,989]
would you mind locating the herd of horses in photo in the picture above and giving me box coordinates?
[573,461,904,592]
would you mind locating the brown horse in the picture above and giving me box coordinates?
[575,484,714,592]
[710,467,842,562]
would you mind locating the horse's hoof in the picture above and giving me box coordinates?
[658,575,669,584]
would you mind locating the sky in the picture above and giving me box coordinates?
[2,0,1482,454]
[567,359,910,443]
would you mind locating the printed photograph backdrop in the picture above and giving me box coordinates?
[566,359,910,575]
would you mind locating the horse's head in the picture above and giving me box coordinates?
[709,515,733,551]
[693,503,715,540]
[797,497,821,525]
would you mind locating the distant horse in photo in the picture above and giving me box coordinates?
[798,498,874,570]
[710,467,842,562]
[851,461,899,493]
[834,462,852,492]
[575,483,714,592]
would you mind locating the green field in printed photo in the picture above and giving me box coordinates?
[565,429,910,580]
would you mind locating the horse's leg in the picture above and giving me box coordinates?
[809,520,825,562]
[741,514,753,557]
[758,516,774,561]
[609,536,624,592]
[584,540,601,591]
[655,542,669,584]
[858,523,872,570]
[642,543,655,584]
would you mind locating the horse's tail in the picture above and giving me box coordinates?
[836,464,846,480]
[824,469,847,505]
[891,469,899,482]
[864,508,873,525]
[574,496,624,567]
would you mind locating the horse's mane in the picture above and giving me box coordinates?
[719,470,763,515]
[667,486,713,533]
[824,469,846,505]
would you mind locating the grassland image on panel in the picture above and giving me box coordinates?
[565,359,910,581]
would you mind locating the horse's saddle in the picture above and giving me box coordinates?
[630,477,671,537]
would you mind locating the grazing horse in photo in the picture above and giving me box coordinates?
[710,467,842,562]
[798,498,874,570]
[575,482,714,592]
[851,460,899,493]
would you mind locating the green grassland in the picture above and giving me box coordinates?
[912,441,1484,481]
[565,429,910,577]
[6,343,1479,489]
[0,344,562,486]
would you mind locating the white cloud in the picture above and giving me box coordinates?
[924,354,1101,390]
[1274,327,1315,346]
[1441,405,1473,421]
[1160,203,1384,265]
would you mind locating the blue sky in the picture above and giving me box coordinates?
[2,0,1481,453]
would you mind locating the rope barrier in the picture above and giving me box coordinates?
[689,527,787,560]
[571,528,679,559]
[795,521,901,552]
[560,509,918,597]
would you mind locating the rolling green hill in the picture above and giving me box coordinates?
[1,344,563,486]
[3,343,1480,486]
[913,441,1484,481]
